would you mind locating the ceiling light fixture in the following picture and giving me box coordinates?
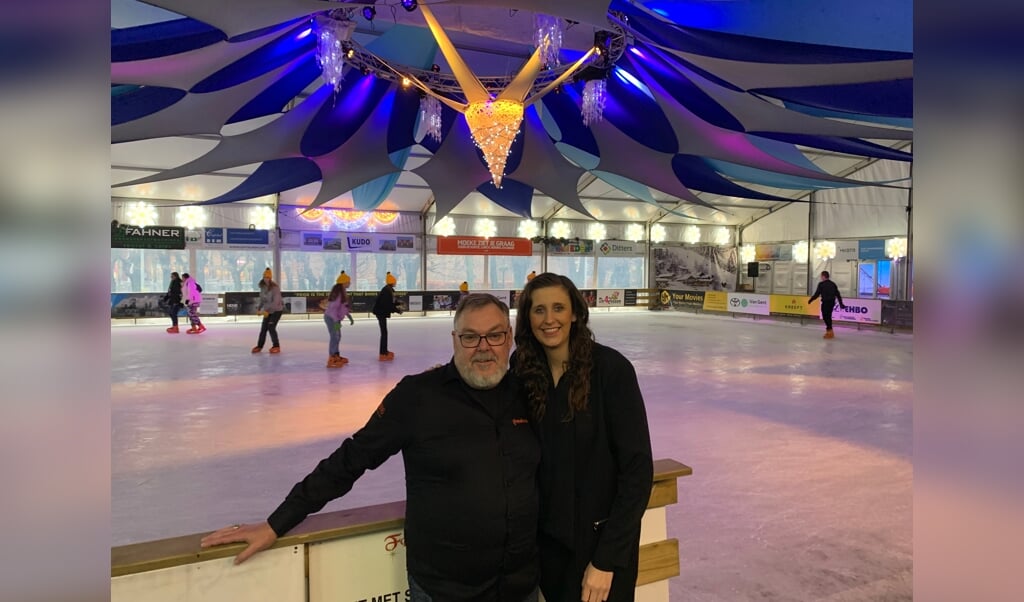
[401,0,418,12]
[650,223,666,243]
[740,244,756,264]
[518,219,540,239]
[683,225,700,244]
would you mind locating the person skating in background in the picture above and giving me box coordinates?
[372,271,403,361]
[526,270,537,283]
[324,272,352,368]
[163,271,184,333]
[181,272,205,334]
[459,281,470,305]
[340,270,355,325]
[252,268,284,353]
[808,270,847,339]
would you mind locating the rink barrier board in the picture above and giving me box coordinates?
[112,459,691,602]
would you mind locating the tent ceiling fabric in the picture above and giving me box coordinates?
[111,0,913,226]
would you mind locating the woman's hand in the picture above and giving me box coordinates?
[581,562,613,602]
[199,521,278,565]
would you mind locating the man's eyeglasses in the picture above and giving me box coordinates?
[455,331,509,348]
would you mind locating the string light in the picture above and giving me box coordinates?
[250,206,276,230]
[814,240,837,261]
[518,219,540,239]
[682,225,700,244]
[886,237,908,260]
[550,221,571,239]
[474,218,497,238]
[792,240,809,264]
[464,99,525,188]
[650,223,666,243]
[433,216,456,236]
[740,244,755,264]
[124,202,158,228]
[176,206,207,230]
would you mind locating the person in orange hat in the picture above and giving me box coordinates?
[253,267,284,353]
[323,271,353,368]
[371,271,403,361]
[527,270,537,283]
[458,281,470,305]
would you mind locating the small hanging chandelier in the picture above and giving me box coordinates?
[314,10,356,92]
[420,95,443,143]
[581,79,607,126]
[534,14,564,67]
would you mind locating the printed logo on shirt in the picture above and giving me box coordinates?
[512,418,528,426]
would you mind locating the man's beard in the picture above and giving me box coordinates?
[455,350,507,390]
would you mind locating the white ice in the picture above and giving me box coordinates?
[112,311,912,600]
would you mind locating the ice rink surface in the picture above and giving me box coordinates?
[112,310,911,600]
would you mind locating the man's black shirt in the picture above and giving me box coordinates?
[267,362,540,601]
[810,279,844,306]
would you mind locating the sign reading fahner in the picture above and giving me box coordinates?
[111,225,185,250]
[833,298,882,325]
[727,292,770,315]
[769,295,821,318]
[437,236,533,256]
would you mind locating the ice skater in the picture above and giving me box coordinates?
[324,271,352,368]
[372,271,403,361]
[181,273,205,334]
[162,271,184,333]
[808,270,846,338]
[252,268,284,353]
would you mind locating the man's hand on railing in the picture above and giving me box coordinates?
[199,521,278,565]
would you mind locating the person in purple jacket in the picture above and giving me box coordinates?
[323,271,353,368]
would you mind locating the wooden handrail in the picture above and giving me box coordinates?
[112,459,692,577]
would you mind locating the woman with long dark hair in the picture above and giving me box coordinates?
[512,272,653,602]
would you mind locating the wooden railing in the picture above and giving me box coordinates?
[112,459,692,601]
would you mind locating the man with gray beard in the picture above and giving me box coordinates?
[201,294,540,602]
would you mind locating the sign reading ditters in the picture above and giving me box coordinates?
[597,240,644,256]
[111,225,185,249]
[437,236,532,256]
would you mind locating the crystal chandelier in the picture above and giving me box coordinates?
[420,95,443,143]
[314,10,356,92]
[534,14,564,67]
[581,79,607,126]
[408,3,598,188]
